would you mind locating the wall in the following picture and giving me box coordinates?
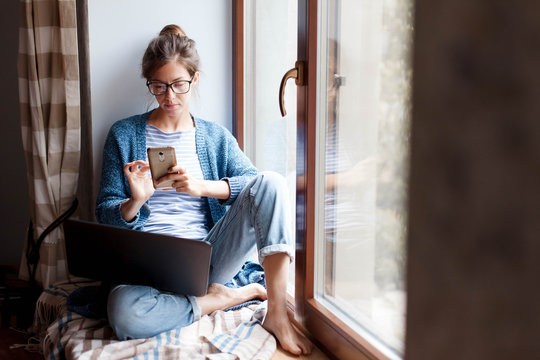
[0,0,231,265]
[0,1,29,267]
[88,0,232,198]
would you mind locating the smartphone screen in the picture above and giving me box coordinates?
[147,146,177,189]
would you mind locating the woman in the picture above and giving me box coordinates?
[95,25,310,355]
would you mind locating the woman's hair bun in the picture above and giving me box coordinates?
[159,24,187,37]
[142,24,200,80]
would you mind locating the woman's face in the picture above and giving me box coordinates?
[150,61,199,120]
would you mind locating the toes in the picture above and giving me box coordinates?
[263,318,310,356]
[299,340,312,355]
[278,341,302,356]
[284,344,302,355]
[290,332,311,355]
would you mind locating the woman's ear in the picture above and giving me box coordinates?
[192,71,200,85]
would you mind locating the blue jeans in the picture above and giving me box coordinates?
[107,172,294,340]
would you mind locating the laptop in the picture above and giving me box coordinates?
[63,219,212,296]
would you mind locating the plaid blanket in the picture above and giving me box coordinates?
[35,283,276,360]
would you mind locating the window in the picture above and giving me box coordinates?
[238,0,413,357]
[239,0,298,293]
[313,0,412,356]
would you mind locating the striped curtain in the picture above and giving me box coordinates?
[18,0,80,288]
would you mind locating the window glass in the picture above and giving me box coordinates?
[243,0,298,293]
[314,0,413,355]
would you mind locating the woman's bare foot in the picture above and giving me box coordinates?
[260,252,312,355]
[196,283,267,316]
[263,308,312,355]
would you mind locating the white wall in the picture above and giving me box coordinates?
[88,0,232,195]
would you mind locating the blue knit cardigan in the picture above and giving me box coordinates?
[95,111,258,230]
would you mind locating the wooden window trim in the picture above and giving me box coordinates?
[75,0,95,221]
[294,1,395,359]
[232,0,244,150]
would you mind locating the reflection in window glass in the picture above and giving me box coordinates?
[315,0,413,356]
[243,1,298,294]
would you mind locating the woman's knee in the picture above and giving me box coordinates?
[107,285,160,340]
[107,285,195,340]
[258,171,287,186]
[253,171,288,200]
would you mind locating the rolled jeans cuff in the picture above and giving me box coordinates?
[187,295,201,322]
[258,244,295,264]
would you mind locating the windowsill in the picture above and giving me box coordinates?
[281,295,331,360]
[286,294,401,360]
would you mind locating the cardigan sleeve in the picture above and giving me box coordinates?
[219,130,259,206]
[95,121,150,230]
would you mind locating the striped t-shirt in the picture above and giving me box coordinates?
[144,124,209,240]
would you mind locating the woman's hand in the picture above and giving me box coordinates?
[339,156,376,188]
[157,165,230,199]
[123,160,155,203]
[158,165,206,197]
[325,156,376,191]
[120,160,154,222]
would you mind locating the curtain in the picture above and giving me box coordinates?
[18,0,80,288]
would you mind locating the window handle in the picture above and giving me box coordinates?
[279,61,305,117]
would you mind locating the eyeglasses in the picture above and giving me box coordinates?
[146,77,194,96]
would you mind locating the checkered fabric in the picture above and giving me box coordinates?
[17,0,81,288]
[35,283,276,360]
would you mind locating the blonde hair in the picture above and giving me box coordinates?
[142,24,200,80]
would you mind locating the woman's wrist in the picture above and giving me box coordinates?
[121,197,146,222]
[130,196,148,207]
[202,179,230,200]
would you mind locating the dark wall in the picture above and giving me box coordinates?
[0,1,29,267]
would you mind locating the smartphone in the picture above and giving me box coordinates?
[147,146,177,189]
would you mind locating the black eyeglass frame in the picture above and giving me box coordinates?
[146,76,195,96]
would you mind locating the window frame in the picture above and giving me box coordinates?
[234,1,399,358]
[232,0,244,150]
[294,1,392,359]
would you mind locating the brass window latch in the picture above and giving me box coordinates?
[279,61,305,117]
